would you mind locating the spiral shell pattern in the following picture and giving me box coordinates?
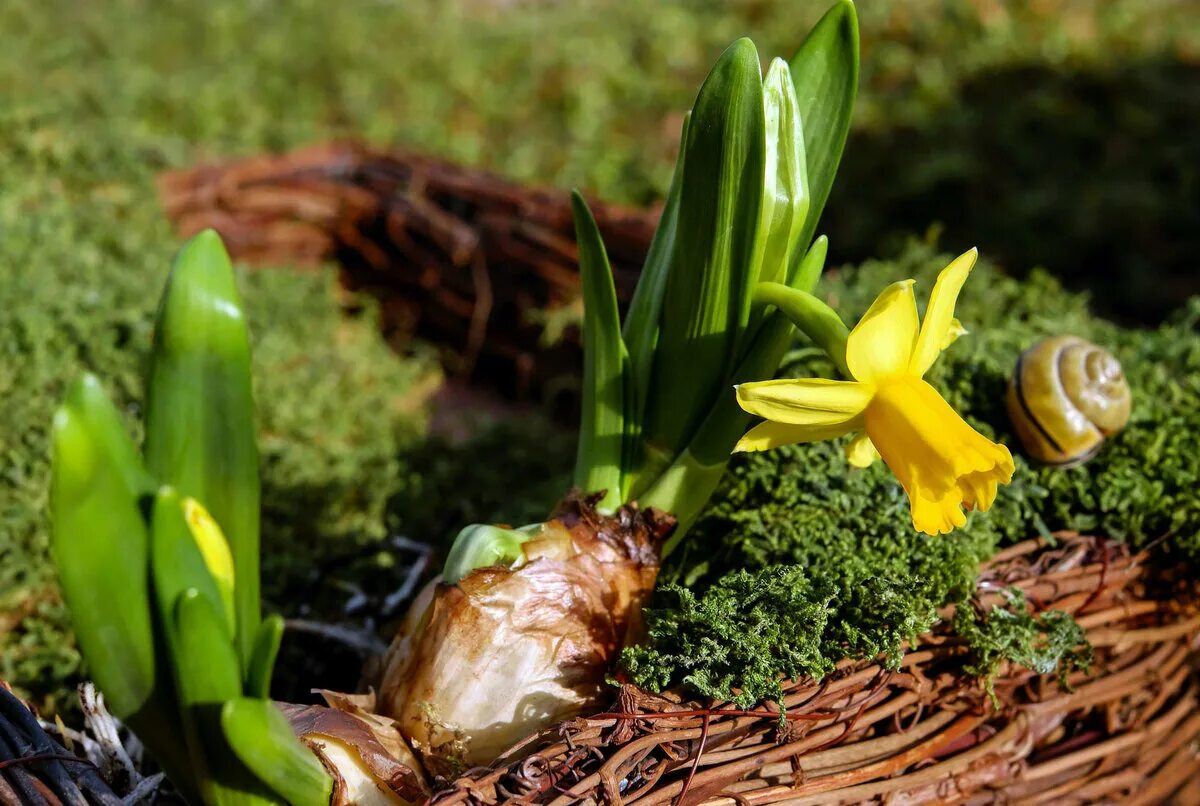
[1006,336,1131,467]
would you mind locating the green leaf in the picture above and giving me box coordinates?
[222,698,333,806]
[174,589,278,805]
[151,487,229,652]
[571,191,630,510]
[50,397,198,804]
[788,0,859,267]
[641,38,766,466]
[622,112,689,428]
[644,236,830,546]
[754,58,809,288]
[49,374,155,719]
[245,615,284,700]
[173,588,241,708]
[443,522,535,585]
[148,486,230,801]
[145,229,262,670]
[792,233,830,300]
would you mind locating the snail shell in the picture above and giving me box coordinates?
[1006,336,1131,467]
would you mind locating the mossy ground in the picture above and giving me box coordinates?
[2,0,1197,712]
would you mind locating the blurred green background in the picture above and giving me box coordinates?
[2,0,1197,713]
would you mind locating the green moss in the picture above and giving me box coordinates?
[623,566,936,708]
[389,420,575,541]
[624,241,1200,704]
[954,589,1092,705]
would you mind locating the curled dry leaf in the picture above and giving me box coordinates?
[281,690,429,805]
[376,492,675,776]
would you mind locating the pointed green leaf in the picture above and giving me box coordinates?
[148,487,229,800]
[145,229,261,670]
[754,58,809,288]
[151,489,234,650]
[443,522,533,585]
[151,488,229,650]
[173,587,241,707]
[571,192,629,510]
[644,235,829,548]
[641,38,766,466]
[788,0,859,265]
[49,375,155,719]
[622,112,689,425]
[222,699,332,806]
[174,589,278,805]
[50,390,199,804]
[245,615,284,700]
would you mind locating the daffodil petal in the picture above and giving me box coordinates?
[735,378,873,426]
[735,417,863,452]
[845,280,919,383]
[910,249,977,376]
[942,318,967,350]
[844,431,879,467]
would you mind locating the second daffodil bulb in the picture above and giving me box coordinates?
[375,493,674,776]
[735,249,1015,535]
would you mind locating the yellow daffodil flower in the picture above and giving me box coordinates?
[734,249,1014,535]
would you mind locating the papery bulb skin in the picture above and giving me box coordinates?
[376,492,674,776]
[282,691,429,806]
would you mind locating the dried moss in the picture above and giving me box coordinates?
[623,242,1200,705]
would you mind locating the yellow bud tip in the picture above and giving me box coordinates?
[183,497,236,600]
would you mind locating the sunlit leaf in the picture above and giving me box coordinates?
[641,38,766,466]
[788,0,859,278]
[572,192,630,510]
[145,229,261,669]
[49,375,155,719]
[222,698,333,806]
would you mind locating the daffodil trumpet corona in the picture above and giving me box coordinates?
[734,248,1016,535]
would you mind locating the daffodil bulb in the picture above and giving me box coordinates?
[375,493,673,776]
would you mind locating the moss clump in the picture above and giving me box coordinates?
[954,589,1092,705]
[623,241,1200,705]
[623,567,933,708]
